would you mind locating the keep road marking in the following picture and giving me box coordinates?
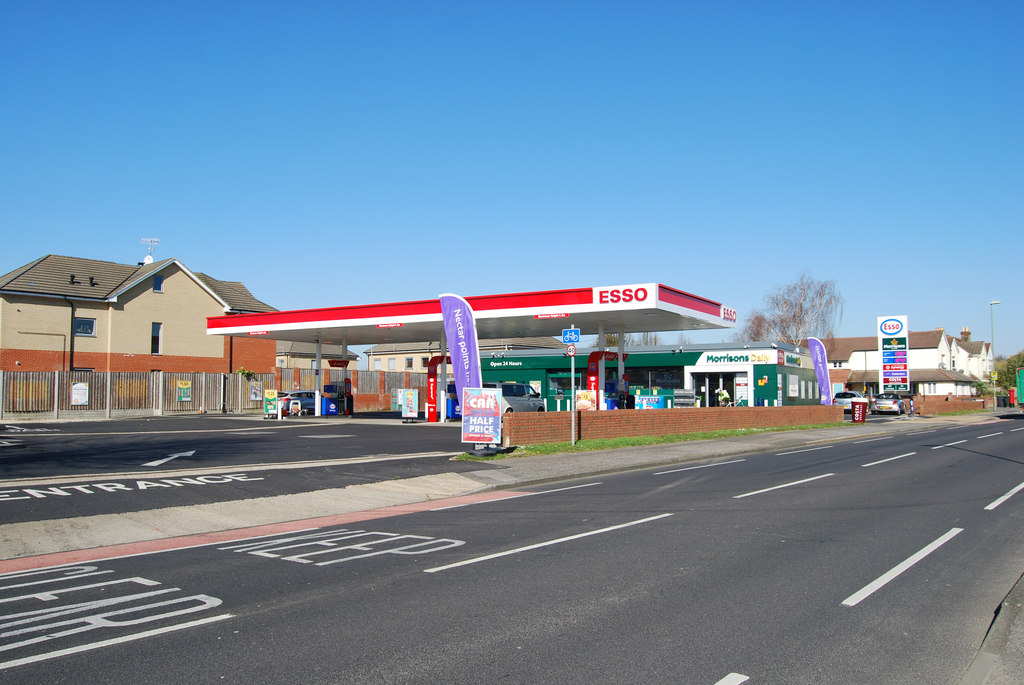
[423,513,673,573]
[842,528,963,607]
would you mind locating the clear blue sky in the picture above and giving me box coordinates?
[2,2,1021,358]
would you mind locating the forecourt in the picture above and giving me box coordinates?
[206,282,737,416]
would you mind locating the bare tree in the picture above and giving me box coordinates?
[739,273,843,345]
[604,331,660,347]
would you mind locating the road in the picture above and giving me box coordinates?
[2,415,1023,683]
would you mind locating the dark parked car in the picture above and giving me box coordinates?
[277,390,316,416]
[871,393,907,415]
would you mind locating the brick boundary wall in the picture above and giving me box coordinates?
[914,397,988,416]
[502,405,845,447]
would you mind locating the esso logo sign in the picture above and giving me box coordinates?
[879,318,904,335]
[721,306,737,322]
[596,286,649,304]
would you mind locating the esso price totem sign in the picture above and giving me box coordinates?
[879,317,905,336]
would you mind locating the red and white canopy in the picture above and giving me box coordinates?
[207,282,736,346]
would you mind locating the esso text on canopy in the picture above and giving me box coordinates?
[594,285,650,305]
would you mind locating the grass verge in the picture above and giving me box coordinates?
[455,422,850,461]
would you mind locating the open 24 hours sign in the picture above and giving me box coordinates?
[461,388,502,444]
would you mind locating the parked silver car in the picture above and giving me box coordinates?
[871,393,907,415]
[833,391,866,413]
[482,382,545,413]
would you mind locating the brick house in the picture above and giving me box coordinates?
[0,254,276,373]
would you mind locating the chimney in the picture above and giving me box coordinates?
[960,326,971,341]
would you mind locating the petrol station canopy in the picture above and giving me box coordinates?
[206,282,737,347]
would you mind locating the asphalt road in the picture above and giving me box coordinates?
[3,416,1023,683]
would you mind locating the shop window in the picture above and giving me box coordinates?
[151,322,162,355]
[74,317,96,337]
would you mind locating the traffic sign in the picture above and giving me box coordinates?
[567,344,577,357]
[561,328,580,344]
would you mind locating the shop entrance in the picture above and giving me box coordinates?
[691,372,747,407]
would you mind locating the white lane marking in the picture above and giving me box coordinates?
[854,436,892,444]
[142,451,195,467]
[931,440,967,450]
[1011,427,1024,432]
[733,473,834,499]
[655,459,746,475]
[430,482,602,510]
[841,528,963,607]
[775,445,833,456]
[862,452,916,468]
[423,514,674,573]
[908,430,936,436]
[976,432,1003,439]
[715,674,750,685]
[985,482,1024,511]
[299,434,355,439]
[0,614,233,670]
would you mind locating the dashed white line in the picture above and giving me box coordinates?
[655,459,746,475]
[976,432,1003,439]
[841,528,963,607]
[430,482,602,510]
[908,430,936,436]
[985,482,1024,511]
[1011,427,1024,433]
[862,452,916,468]
[931,440,967,450]
[715,674,750,685]
[423,514,673,573]
[733,473,834,499]
[854,436,892,444]
[775,445,833,456]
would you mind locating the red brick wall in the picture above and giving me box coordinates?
[502,405,845,446]
[915,396,987,416]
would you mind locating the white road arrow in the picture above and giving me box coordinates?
[143,451,196,467]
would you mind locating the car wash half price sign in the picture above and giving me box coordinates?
[878,315,910,393]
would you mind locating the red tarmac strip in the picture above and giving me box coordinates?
[0,490,528,574]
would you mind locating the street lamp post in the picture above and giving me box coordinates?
[990,300,1000,411]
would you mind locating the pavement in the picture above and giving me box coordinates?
[2,410,1022,683]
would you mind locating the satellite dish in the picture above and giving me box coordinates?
[142,255,154,264]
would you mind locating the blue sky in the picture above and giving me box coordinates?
[2,2,1021,358]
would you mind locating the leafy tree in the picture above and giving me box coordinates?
[996,350,1024,393]
[738,273,843,345]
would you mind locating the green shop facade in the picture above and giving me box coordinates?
[480,342,823,410]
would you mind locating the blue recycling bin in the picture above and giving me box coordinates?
[321,398,339,416]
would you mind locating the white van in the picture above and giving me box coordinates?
[482,382,545,413]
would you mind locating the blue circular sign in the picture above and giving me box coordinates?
[879,318,904,335]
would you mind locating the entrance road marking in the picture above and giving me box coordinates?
[976,432,1003,439]
[733,473,834,499]
[775,445,832,456]
[841,528,963,607]
[931,440,967,450]
[655,459,745,475]
[423,513,673,573]
[715,675,750,685]
[430,482,601,510]
[862,452,916,468]
[985,482,1024,511]
[142,450,195,467]
[0,613,233,671]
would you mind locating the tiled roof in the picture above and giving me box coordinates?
[0,255,275,313]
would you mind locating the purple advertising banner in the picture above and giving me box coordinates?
[440,293,482,411]
[808,337,833,405]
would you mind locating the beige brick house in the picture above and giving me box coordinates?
[0,254,276,373]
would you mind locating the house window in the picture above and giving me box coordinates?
[74,317,96,337]
[373,359,381,370]
[153,275,164,293]
[151,322,162,355]
[421,357,429,368]
[387,358,396,370]
[405,357,414,370]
